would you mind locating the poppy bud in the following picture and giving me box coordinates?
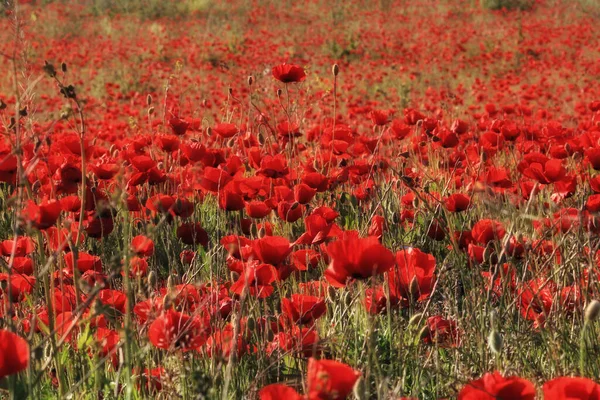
[352,377,364,399]
[148,107,155,115]
[226,138,236,148]
[147,270,157,288]
[332,64,339,76]
[257,227,266,238]
[162,295,172,311]
[206,127,212,137]
[248,76,254,86]
[33,346,44,361]
[409,276,420,298]
[146,94,152,106]
[488,329,503,354]
[61,62,67,73]
[257,132,266,145]
[167,274,176,291]
[277,89,283,98]
[230,271,239,282]
[290,202,300,211]
[246,316,256,332]
[585,300,600,323]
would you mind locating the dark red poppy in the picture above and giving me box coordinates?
[272,63,306,83]
[458,371,535,400]
[169,116,189,136]
[445,193,471,212]
[422,316,461,348]
[587,148,600,170]
[325,231,395,287]
[307,357,361,400]
[176,222,209,247]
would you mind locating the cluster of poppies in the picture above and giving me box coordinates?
[1,0,600,398]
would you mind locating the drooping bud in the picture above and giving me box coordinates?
[488,329,503,354]
[147,270,157,288]
[332,64,340,76]
[585,300,600,323]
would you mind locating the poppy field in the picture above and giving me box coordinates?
[2,0,600,398]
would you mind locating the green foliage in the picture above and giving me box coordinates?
[480,0,533,10]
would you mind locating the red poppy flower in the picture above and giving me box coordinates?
[230,262,278,298]
[259,384,302,400]
[267,326,320,358]
[94,328,120,369]
[245,201,272,219]
[272,63,306,83]
[294,183,317,205]
[388,248,436,305]
[422,316,461,348]
[147,309,211,352]
[543,376,600,400]
[518,279,554,328]
[0,236,35,257]
[291,249,321,271]
[213,123,239,138]
[368,215,385,240]
[64,252,102,274]
[218,186,245,212]
[176,222,209,247]
[131,235,155,257]
[98,289,127,313]
[252,236,292,266]
[307,357,361,400]
[281,294,327,325]
[169,116,189,136]
[21,200,62,230]
[471,219,506,245]
[586,148,600,170]
[0,329,29,379]
[325,231,395,287]
[204,324,247,359]
[445,193,471,212]
[458,371,535,400]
